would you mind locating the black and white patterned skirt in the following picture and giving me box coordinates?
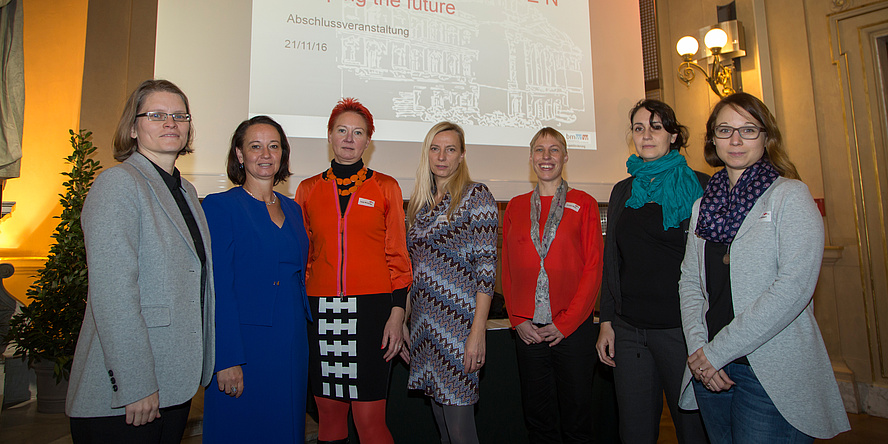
[307,294,392,401]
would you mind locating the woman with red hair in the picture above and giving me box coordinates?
[295,98,412,444]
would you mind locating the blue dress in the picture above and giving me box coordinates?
[201,188,311,443]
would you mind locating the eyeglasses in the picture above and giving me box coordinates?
[136,112,192,122]
[714,125,765,140]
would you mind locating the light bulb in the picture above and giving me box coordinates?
[704,28,728,50]
[676,36,699,57]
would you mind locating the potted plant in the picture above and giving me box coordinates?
[5,129,101,413]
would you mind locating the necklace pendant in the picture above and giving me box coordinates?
[722,253,730,265]
[243,187,276,206]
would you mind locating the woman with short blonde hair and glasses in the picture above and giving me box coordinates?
[67,79,214,444]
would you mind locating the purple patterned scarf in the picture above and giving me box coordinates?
[695,159,779,243]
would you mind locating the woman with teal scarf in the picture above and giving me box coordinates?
[595,99,709,443]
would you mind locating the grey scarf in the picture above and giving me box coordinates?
[530,180,568,324]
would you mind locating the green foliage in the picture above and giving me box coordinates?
[6,130,102,382]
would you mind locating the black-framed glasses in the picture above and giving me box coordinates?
[714,125,765,140]
[136,112,192,122]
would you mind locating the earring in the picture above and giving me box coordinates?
[239,162,244,169]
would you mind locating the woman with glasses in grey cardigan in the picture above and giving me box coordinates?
[678,92,849,443]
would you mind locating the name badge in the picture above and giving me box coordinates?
[759,211,772,222]
[358,197,375,208]
[565,202,581,212]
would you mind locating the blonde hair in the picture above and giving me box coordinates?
[530,127,567,153]
[407,122,473,227]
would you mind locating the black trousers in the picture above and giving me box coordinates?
[612,315,708,444]
[69,399,191,444]
[514,316,597,444]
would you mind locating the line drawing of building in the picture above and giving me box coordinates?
[337,1,589,130]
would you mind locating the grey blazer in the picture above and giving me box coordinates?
[678,177,849,438]
[66,153,215,418]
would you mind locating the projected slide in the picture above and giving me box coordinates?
[249,0,596,149]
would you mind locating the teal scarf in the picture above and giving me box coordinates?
[625,150,703,230]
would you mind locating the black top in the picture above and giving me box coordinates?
[615,203,686,329]
[328,159,374,215]
[704,240,749,365]
[599,171,710,324]
[145,154,207,312]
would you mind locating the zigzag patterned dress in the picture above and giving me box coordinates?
[406,182,498,405]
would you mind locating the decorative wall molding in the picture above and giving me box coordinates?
[823,245,844,264]
[857,381,888,417]
[0,257,45,280]
[831,0,852,12]
[828,0,888,381]
[1,201,14,221]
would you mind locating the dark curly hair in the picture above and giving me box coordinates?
[628,99,689,151]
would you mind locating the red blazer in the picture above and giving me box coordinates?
[294,170,412,297]
[502,189,603,337]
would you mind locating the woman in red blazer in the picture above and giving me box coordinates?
[502,127,604,444]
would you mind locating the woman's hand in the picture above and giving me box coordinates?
[596,321,616,367]
[382,307,406,362]
[463,324,487,373]
[688,347,714,381]
[217,365,244,398]
[705,369,735,392]
[399,321,411,364]
[688,347,734,392]
[537,324,565,346]
[515,320,544,345]
[125,391,160,426]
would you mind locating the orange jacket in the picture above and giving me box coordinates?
[294,171,412,297]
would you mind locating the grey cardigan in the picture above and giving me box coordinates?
[678,177,849,438]
[66,153,216,418]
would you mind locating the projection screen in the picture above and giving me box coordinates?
[155,0,644,199]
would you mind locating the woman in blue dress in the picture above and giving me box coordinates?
[202,116,311,443]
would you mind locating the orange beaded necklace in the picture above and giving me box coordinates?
[326,167,368,196]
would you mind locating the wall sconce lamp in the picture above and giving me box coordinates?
[676,20,746,98]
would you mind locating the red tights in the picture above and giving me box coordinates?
[315,396,393,444]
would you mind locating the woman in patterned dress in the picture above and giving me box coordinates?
[403,121,498,444]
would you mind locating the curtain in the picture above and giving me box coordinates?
[0,0,23,180]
